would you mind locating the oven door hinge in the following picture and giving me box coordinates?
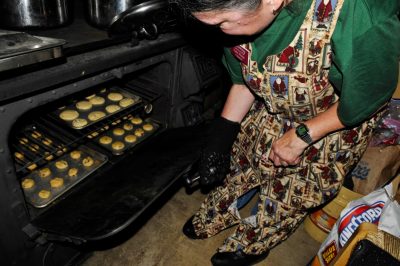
[22,223,86,245]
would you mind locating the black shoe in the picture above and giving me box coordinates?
[211,249,269,266]
[182,215,204,239]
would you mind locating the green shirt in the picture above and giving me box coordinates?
[222,0,400,126]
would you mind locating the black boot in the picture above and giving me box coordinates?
[211,249,269,266]
[182,215,204,239]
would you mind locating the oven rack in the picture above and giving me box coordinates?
[13,104,146,176]
[12,81,162,176]
[43,78,163,135]
[12,121,78,176]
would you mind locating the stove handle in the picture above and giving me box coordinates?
[185,173,200,187]
[138,23,158,40]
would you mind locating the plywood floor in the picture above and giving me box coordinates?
[83,184,321,266]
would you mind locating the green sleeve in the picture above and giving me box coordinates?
[329,0,400,126]
[222,48,245,84]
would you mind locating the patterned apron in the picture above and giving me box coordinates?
[192,0,380,255]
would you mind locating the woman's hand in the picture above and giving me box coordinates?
[269,128,309,167]
[269,102,345,167]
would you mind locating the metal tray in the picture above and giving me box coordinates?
[21,145,108,208]
[0,30,65,72]
[54,86,142,130]
[94,116,160,155]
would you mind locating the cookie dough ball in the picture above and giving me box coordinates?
[56,147,66,156]
[89,96,105,106]
[19,137,29,145]
[42,138,53,146]
[105,104,121,114]
[107,92,123,102]
[39,167,51,178]
[113,128,125,136]
[124,135,137,143]
[70,150,82,160]
[119,98,135,108]
[75,100,93,111]
[134,128,145,137]
[130,117,143,125]
[123,123,133,131]
[111,119,121,126]
[68,168,79,178]
[143,123,154,131]
[50,177,64,189]
[14,152,24,160]
[31,131,42,139]
[112,141,125,151]
[27,163,37,171]
[29,144,40,152]
[88,111,106,121]
[99,135,113,145]
[89,131,99,138]
[44,152,54,161]
[72,118,88,129]
[82,156,94,167]
[38,190,51,199]
[59,110,79,121]
[22,178,35,190]
[55,160,68,170]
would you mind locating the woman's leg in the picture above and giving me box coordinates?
[217,183,307,254]
[192,170,262,238]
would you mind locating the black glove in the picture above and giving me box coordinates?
[199,117,240,187]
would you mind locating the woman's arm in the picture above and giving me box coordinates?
[221,83,255,122]
[269,101,344,166]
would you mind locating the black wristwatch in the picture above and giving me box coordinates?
[295,123,313,144]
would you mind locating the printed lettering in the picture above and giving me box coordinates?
[338,202,385,247]
[321,241,337,265]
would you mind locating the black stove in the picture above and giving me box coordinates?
[0,1,229,265]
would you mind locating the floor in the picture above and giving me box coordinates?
[83,183,321,266]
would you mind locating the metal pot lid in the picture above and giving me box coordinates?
[107,0,168,37]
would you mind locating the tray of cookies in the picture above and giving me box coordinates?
[20,145,108,208]
[95,116,160,155]
[55,87,142,130]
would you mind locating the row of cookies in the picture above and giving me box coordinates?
[96,117,158,155]
[58,88,141,129]
[21,147,107,208]
[15,130,68,172]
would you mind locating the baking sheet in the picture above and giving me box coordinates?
[54,86,142,130]
[93,115,160,155]
[21,145,108,208]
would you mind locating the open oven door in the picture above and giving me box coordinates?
[28,125,205,244]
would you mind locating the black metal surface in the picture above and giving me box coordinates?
[347,239,400,266]
[0,33,185,104]
[31,125,204,241]
[25,17,127,56]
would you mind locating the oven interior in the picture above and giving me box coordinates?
[10,49,226,229]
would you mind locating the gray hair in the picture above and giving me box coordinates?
[171,0,305,19]
[171,0,262,14]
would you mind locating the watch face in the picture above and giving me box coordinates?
[297,125,308,136]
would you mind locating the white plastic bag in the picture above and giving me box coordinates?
[378,180,400,238]
[315,176,400,265]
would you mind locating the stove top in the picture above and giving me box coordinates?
[22,1,179,57]
[25,18,130,56]
[0,30,66,72]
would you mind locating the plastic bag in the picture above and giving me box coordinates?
[314,175,400,265]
